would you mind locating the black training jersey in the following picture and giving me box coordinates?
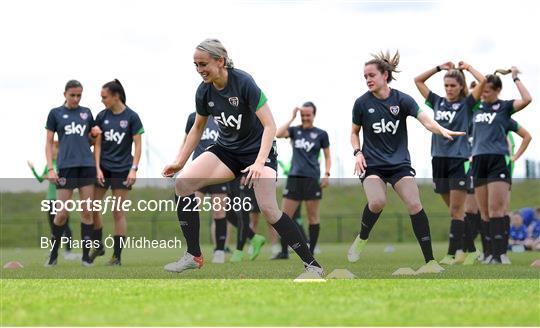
[45,105,95,169]
[185,112,220,159]
[507,119,519,134]
[287,126,330,178]
[195,68,267,154]
[426,91,477,159]
[95,107,144,172]
[471,99,515,157]
[352,89,420,168]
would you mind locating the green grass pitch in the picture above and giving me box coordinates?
[1,243,539,326]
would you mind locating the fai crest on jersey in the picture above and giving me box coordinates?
[452,103,461,110]
[368,108,375,114]
[492,103,500,111]
[62,114,69,119]
[208,101,215,108]
[389,105,400,116]
[80,112,88,120]
[310,132,318,139]
[58,177,66,186]
[104,120,109,125]
[120,120,128,129]
[228,97,239,107]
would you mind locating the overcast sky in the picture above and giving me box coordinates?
[1,0,538,181]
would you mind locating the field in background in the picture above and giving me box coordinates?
[1,243,539,326]
[2,180,539,248]
[2,243,539,279]
[2,181,539,326]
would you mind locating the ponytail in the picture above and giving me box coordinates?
[494,68,511,76]
[197,39,234,68]
[102,79,126,104]
[365,50,401,83]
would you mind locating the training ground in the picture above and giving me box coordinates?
[1,181,539,326]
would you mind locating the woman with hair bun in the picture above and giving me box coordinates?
[162,39,323,277]
[90,79,144,266]
[348,51,465,273]
[44,80,97,267]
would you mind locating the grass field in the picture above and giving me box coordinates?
[2,182,540,325]
[2,243,539,326]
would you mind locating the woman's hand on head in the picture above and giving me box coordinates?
[440,61,455,70]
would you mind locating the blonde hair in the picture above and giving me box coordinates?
[365,50,401,83]
[196,39,234,68]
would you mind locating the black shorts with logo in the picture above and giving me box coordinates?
[97,168,131,190]
[360,165,416,187]
[205,144,278,178]
[471,154,511,187]
[57,166,96,190]
[283,176,322,201]
[431,157,469,194]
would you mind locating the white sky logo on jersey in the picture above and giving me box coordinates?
[214,112,242,130]
[474,113,496,124]
[201,128,218,141]
[435,111,456,123]
[294,138,315,152]
[372,119,400,135]
[64,122,86,136]
[228,97,239,107]
[389,105,400,116]
[104,129,126,145]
